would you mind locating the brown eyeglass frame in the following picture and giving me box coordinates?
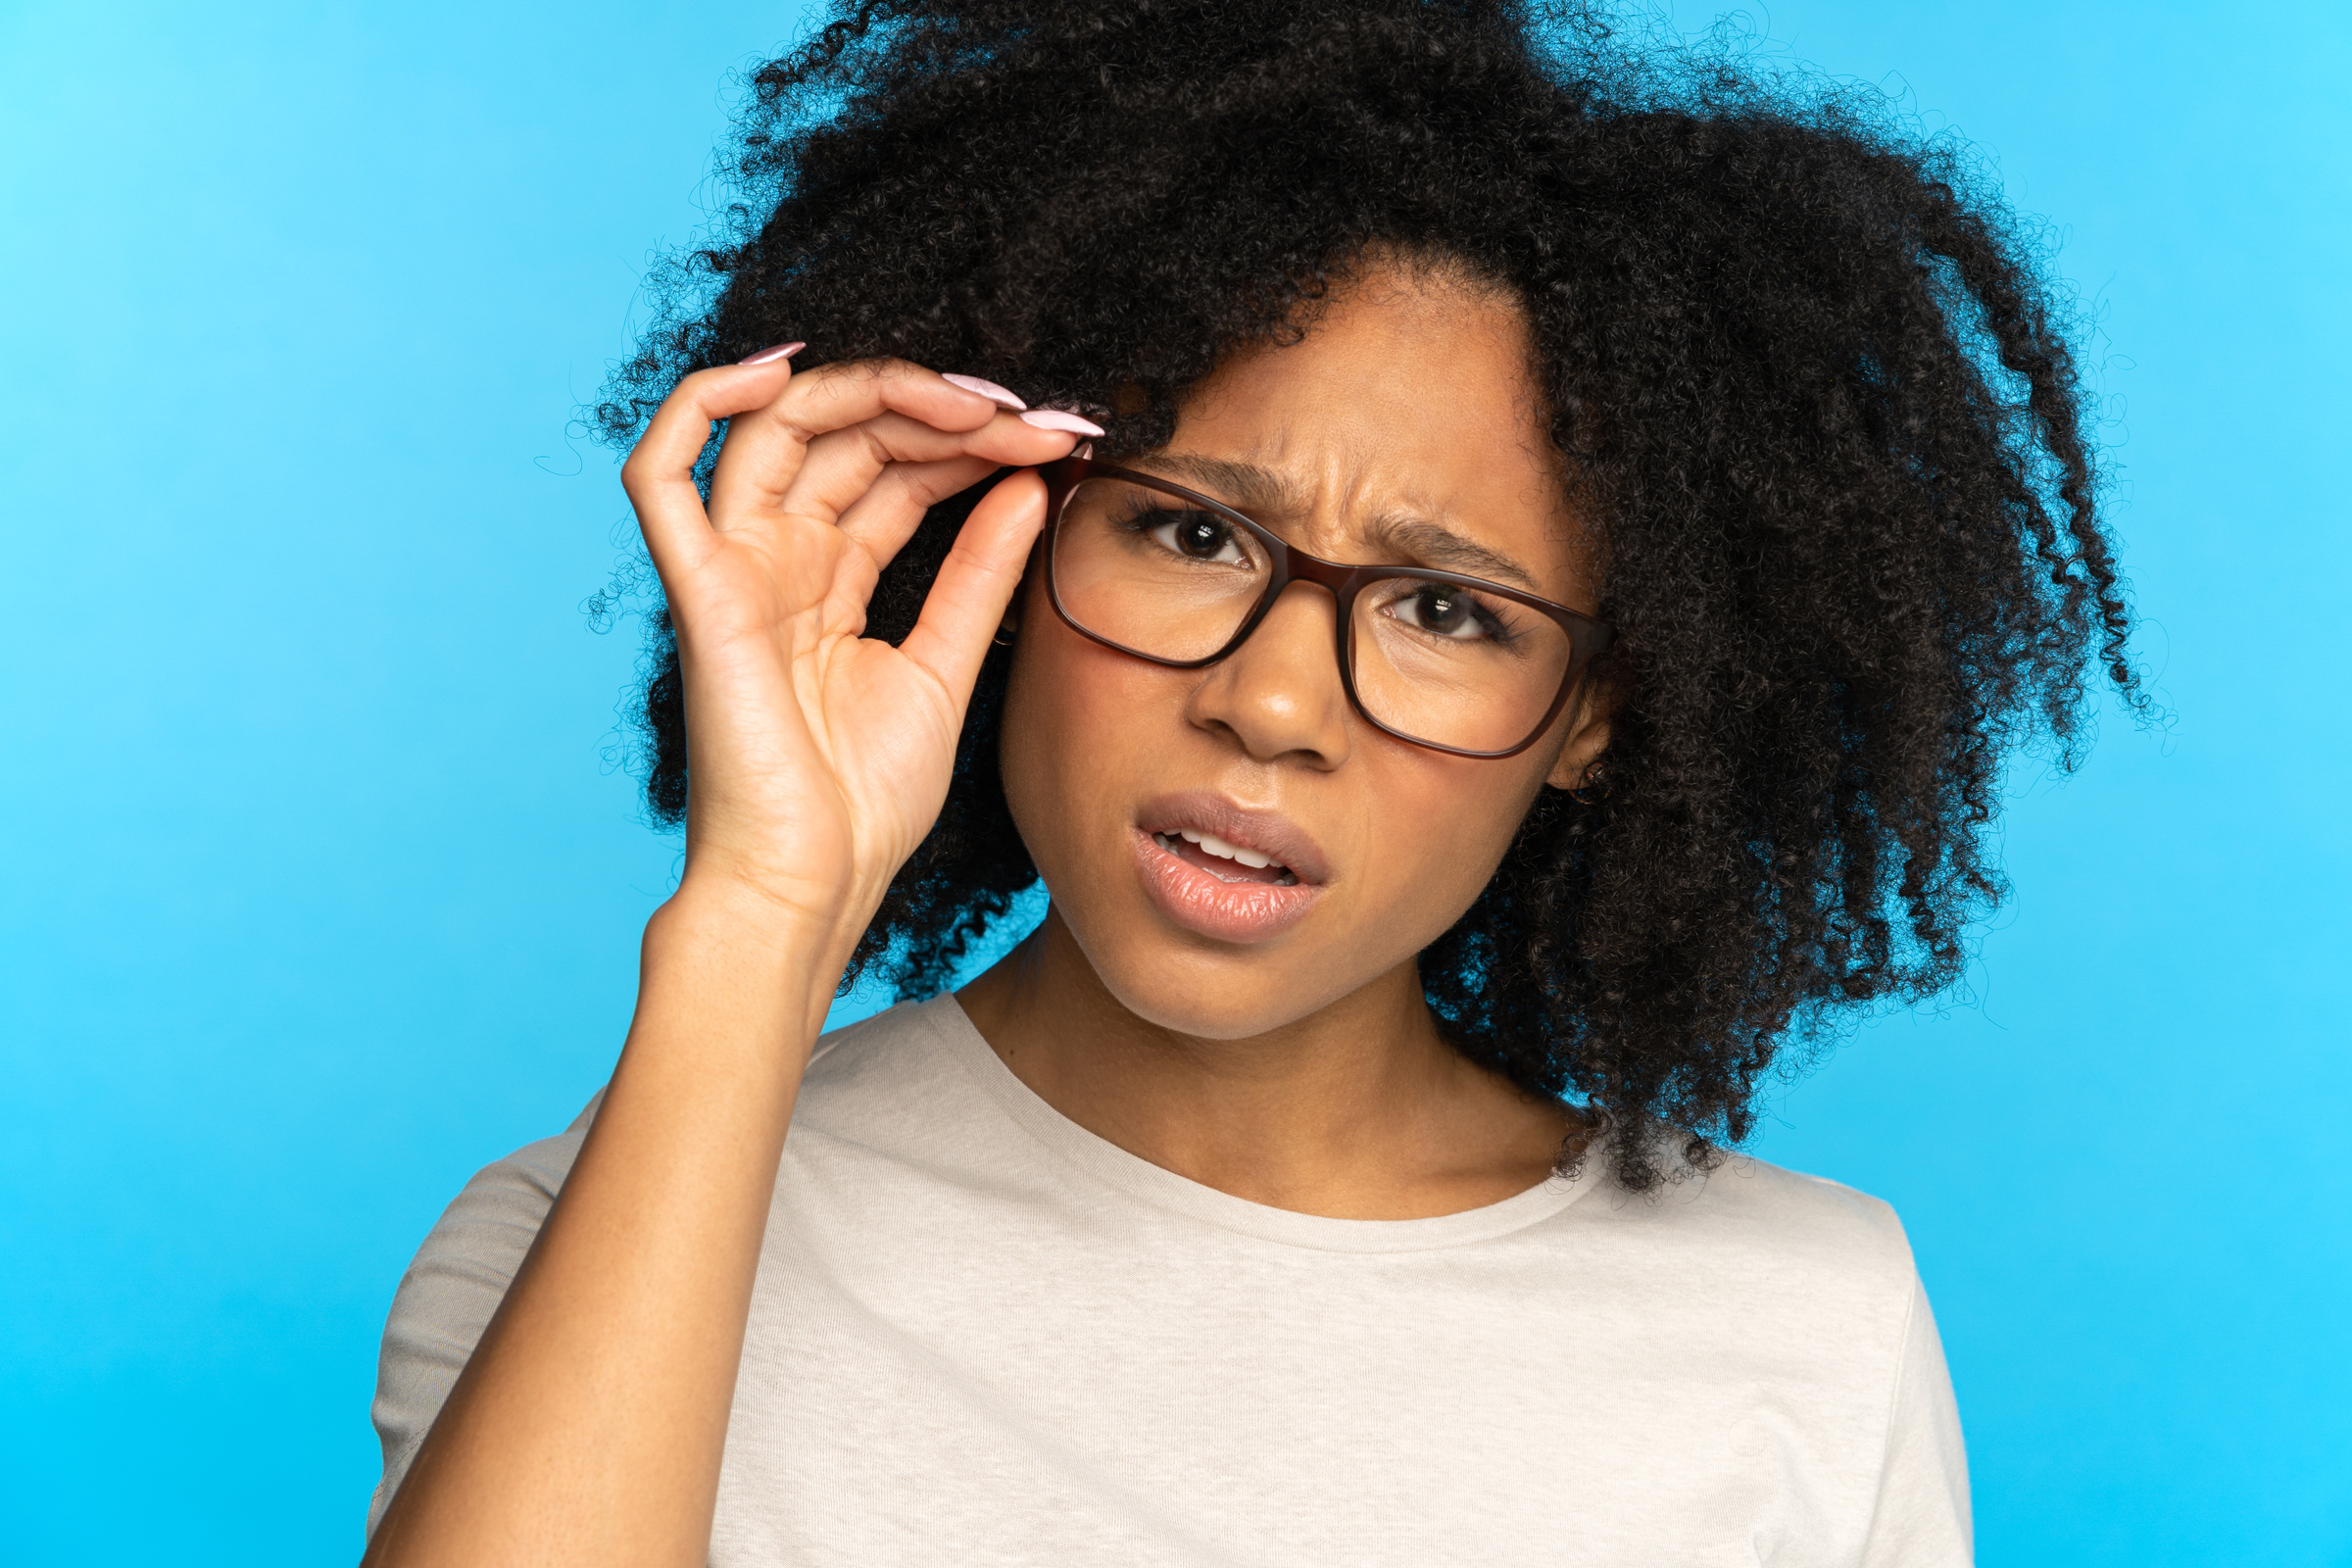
[1036,456,1614,760]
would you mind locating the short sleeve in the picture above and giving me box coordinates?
[364,1097,599,1539]
[1857,1274,1973,1567]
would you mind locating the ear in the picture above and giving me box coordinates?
[1543,680,1616,792]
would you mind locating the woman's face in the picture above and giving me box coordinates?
[1000,267,1608,1040]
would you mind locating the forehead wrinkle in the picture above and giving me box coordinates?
[1359,512,1543,592]
[1133,451,1546,592]
[1135,452,1307,514]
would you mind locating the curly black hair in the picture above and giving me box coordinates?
[596,0,2140,1189]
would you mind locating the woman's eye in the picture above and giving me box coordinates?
[1391,583,1494,641]
[1143,510,1247,564]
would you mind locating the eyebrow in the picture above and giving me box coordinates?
[1136,453,1547,593]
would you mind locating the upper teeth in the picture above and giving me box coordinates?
[1178,828,1275,869]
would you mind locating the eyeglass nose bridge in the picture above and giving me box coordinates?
[1214,545,1386,686]
[1153,545,1555,762]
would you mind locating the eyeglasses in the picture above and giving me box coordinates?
[1037,457,1613,759]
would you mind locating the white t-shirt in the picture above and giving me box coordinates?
[368,995,1971,1565]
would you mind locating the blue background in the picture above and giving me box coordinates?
[2,2,2345,1561]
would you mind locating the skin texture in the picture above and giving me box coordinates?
[362,266,1605,1567]
[963,268,1609,1216]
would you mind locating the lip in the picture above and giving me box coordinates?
[1130,791,1330,945]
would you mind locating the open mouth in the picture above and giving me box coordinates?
[1150,828,1299,887]
[1131,794,1325,943]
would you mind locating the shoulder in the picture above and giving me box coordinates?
[1679,1151,1914,1263]
[791,996,994,1146]
[368,1099,599,1533]
[1567,1145,1923,1320]
[389,1100,600,1308]
[803,997,939,1084]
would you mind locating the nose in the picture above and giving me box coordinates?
[1183,581,1354,768]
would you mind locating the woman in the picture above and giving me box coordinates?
[363,1,2136,1563]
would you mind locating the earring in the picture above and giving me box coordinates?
[992,621,1018,648]
[1566,766,1611,806]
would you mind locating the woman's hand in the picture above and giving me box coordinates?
[361,357,1093,1568]
[621,351,1091,955]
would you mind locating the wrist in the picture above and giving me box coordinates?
[647,873,875,1020]
[658,864,862,947]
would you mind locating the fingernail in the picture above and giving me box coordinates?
[942,373,1026,412]
[1019,409,1105,437]
[738,341,804,366]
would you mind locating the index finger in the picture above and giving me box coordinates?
[706,359,1011,526]
[618,351,807,577]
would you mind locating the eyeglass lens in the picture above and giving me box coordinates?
[1052,477,1575,754]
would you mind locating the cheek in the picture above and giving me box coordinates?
[999,616,1181,868]
[1348,755,1548,935]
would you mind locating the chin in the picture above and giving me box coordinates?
[1072,921,1378,1042]
[1100,972,1321,1042]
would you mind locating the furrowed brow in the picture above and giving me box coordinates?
[1365,515,1544,593]
[1140,454,1306,514]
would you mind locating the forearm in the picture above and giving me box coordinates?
[363,879,858,1568]
[360,350,1059,1565]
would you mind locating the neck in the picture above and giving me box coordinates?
[955,909,1578,1220]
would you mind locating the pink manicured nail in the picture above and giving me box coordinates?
[1019,409,1105,437]
[738,341,804,366]
[942,373,1026,412]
